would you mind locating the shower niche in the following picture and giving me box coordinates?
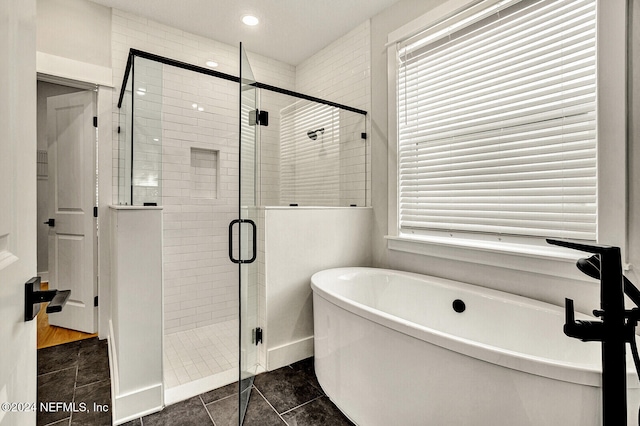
[115,47,369,417]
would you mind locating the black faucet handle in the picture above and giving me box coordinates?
[563,298,604,342]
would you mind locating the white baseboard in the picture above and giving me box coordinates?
[109,320,163,424]
[267,336,314,371]
[113,384,163,425]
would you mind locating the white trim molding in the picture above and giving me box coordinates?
[37,51,113,87]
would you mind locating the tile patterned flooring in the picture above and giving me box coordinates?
[37,337,111,426]
[163,320,239,388]
[125,358,354,426]
[37,336,352,426]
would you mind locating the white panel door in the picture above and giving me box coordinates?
[46,91,97,333]
[0,0,38,424]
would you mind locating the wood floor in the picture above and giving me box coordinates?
[37,282,97,349]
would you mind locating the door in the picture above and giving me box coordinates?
[235,43,260,425]
[46,91,97,333]
[0,0,38,424]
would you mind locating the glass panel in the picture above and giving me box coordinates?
[238,43,259,425]
[257,91,368,207]
[278,101,367,206]
[131,56,163,206]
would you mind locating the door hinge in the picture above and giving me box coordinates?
[253,327,263,345]
[117,126,121,134]
[93,116,98,128]
[93,206,98,218]
[94,296,99,307]
[249,110,269,127]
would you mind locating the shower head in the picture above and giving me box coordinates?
[307,128,325,140]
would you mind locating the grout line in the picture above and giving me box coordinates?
[74,378,110,390]
[42,417,71,426]
[37,365,78,378]
[279,395,324,417]
[251,386,289,425]
[68,365,79,425]
[199,394,217,426]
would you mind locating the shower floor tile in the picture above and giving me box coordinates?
[164,319,239,388]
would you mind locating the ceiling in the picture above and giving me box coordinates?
[88,0,401,65]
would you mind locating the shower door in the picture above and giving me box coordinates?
[234,42,260,425]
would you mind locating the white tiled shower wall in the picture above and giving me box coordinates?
[110,10,372,342]
[110,9,295,334]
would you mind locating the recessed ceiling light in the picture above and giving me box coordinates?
[205,60,218,68]
[192,103,198,109]
[242,15,259,26]
[197,107,204,112]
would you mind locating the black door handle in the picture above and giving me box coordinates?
[44,218,55,227]
[228,219,257,264]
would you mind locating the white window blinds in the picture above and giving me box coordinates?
[397,0,597,240]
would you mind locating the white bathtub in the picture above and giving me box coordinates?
[311,267,640,426]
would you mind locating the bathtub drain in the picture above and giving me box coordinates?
[452,299,466,313]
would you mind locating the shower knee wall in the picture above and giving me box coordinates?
[259,207,373,371]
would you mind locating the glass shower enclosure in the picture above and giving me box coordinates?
[116,45,368,425]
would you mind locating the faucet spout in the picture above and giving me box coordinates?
[576,254,640,309]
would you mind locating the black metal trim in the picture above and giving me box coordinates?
[255,81,367,115]
[117,48,368,116]
[117,51,134,108]
[130,56,135,206]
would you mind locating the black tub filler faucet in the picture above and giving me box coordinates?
[547,239,640,426]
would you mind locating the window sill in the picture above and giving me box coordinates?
[385,234,597,282]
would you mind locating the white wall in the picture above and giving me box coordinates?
[629,1,640,287]
[0,1,38,424]
[264,207,373,370]
[109,207,163,423]
[36,0,111,69]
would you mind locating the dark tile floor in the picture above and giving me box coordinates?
[38,339,351,426]
[37,337,112,426]
[125,357,353,426]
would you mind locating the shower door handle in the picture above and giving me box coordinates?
[228,219,257,264]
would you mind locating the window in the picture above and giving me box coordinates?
[396,0,598,241]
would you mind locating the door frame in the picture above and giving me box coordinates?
[36,57,114,340]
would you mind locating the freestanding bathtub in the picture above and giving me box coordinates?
[311,267,640,426]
